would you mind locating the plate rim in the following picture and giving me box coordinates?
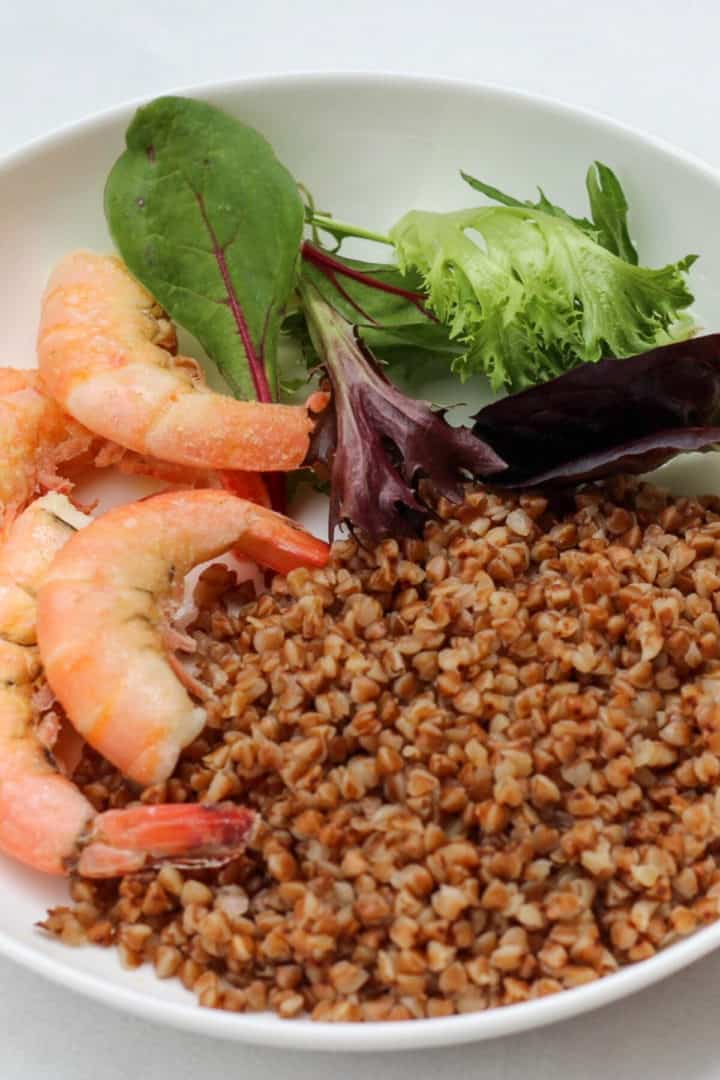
[4,67,720,186]
[3,913,720,1051]
[3,68,720,1051]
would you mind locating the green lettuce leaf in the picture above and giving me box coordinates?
[461,171,596,237]
[585,161,639,264]
[461,161,638,263]
[390,204,696,392]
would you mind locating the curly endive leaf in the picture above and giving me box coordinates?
[391,204,695,392]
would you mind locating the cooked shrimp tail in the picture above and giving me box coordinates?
[218,470,271,508]
[76,803,255,877]
[38,489,329,787]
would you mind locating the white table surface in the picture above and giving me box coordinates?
[2,1,720,1076]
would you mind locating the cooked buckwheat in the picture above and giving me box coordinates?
[42,478,720,1021]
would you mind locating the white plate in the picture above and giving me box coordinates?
[2,72,720,1052]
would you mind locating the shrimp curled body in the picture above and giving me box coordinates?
[0,363,271,527]
[38,252,322,472]
[0,493,254,877]
[37,489,329,788]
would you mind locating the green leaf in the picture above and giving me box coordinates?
[298,250,460,386]
[461,169,597,237]
[105,96,304,401]
[301,252,428,328]
[585,161,639,264]
[462,161,640,264]
[390,204,696,392]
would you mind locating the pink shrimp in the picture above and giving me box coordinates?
[0,493,255,876]
[0,364,271,529]
[38,489,329,788]
[38,251,327,473]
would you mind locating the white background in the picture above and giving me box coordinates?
[2,1,720,1076]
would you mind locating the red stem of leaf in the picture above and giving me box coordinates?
[322,267,379,325]
[301,241,436,320]
[194,192,288,511]
[194,192,273,404]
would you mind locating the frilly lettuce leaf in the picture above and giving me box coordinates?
[390,203,696,392]
[461,161,639,264]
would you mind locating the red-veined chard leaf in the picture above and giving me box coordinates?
[105,96,304,402]
[299,243,462,384]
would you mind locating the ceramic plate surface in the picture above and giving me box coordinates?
[2,72,720,1051]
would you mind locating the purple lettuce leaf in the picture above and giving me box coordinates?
[501,427,720,487]
[473,335,720,486]
[301,285,506,538]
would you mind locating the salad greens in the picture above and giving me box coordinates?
[299,243,462,381]
[390,204,695,391]
[301,284,505,538]
[104,95,707,538]
[308,164,696,392]
[105,96,303,403]
[473,334,720,487]
[585,161,639,264]
[461,161,639,263]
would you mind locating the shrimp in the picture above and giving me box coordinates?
[0,364,270,526]
[0,492,255,876]
[38,489,329,787]
[0,367,94,531]
[38,251,327,473]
